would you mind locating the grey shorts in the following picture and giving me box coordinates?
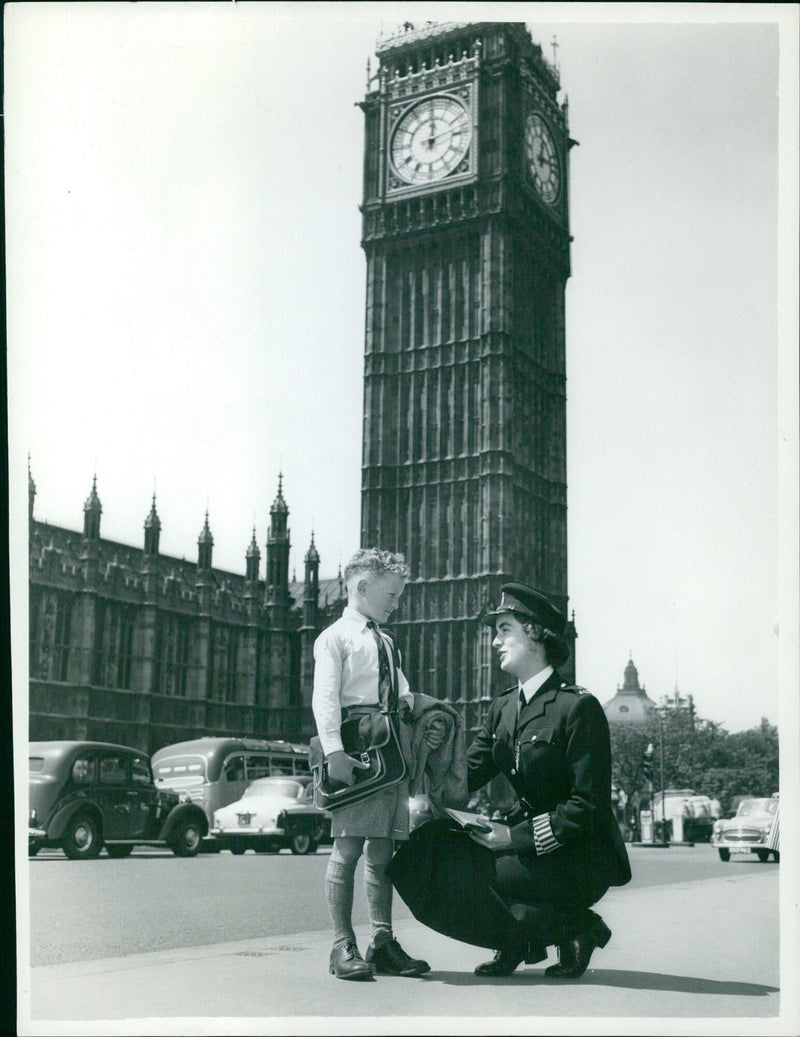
[329,778,410,840]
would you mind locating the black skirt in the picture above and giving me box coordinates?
[386,819,550,958]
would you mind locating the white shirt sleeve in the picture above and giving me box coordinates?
[311,630,346,756]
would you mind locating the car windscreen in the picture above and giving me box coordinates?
[738,798,777,816]
[244,780,301,800]
[153,755,206,787]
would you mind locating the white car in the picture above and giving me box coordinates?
[711,796,780,862]
[210,775,330,855]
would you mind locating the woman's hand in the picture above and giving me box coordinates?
[467,824,513,854]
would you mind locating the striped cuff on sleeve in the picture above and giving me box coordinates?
[532,812,560,855]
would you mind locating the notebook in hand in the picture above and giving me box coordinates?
[444,808,511,838]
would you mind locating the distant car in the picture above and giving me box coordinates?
[712,796,780,862]
[210,775,330,855]
[29,741,209,859]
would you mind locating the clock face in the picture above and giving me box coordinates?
[525,113,560,204]
[391,95,472,186]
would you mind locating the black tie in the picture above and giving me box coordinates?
[515,688,526,734]
[367,621,397,712]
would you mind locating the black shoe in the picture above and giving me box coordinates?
[473,947,527,977]
[329,942,375,981]
[365,937,430,976]
[545,915,612,979]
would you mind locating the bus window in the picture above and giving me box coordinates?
[223,755,246,782]
[268,755,295,775]
[153,756,206,788]
[245,755,271,780]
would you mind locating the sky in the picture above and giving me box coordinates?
[6,2,799,736]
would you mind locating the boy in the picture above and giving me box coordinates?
[312,547,436,981]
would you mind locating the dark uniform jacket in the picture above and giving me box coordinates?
[467,670,631,905]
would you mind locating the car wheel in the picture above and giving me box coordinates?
[289,831,317,855]
[106,844,134,858]
[773,851,780,863]
[257,846,279,854]
[756,849,770,863]
[62,813,102,860]
[169,819,203,857]
[28,847,40,857]
[718,848,730,862]
[231,841,246,855]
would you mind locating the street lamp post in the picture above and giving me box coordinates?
[658,710,667,845]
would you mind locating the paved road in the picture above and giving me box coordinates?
[26,841,776,966]
[22,862,786,1030]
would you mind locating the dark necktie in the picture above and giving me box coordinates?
[515,688,526,734]
[367,621,397,712]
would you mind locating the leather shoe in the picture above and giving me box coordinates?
[545,914,612,979]
[366,937,430,976]
[329,941,375,981]
[473,946,527,977]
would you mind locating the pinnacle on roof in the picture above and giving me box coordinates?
[198,509,214,545]
[84,474,102,514]
[305,530,320,564]
[246,526,260,558]
[144,493,161,530]
[621,656,641,693]
[271,472,288,514]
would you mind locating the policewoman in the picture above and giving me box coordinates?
[388,582,631,979]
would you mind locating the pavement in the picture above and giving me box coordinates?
[18,865,794,1036]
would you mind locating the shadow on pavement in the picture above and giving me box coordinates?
[425,971,779,996]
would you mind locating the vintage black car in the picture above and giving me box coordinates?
[29,741,209,859]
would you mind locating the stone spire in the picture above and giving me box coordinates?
[144,494,161,557]
[246,526,260,583]
[197,510,214,570]
[83,474,102,540]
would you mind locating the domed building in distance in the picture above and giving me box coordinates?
[604,656,659,724]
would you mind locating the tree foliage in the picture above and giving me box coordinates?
[608,713,778,815]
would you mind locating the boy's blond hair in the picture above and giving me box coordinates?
[344,547,410,587]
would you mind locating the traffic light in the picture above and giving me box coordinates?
[642,743,654,782]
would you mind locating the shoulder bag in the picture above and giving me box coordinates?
[309,707,408,811]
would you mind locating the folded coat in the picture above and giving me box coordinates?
[405,693,469,816]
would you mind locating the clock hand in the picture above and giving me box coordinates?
[424,120,468,146]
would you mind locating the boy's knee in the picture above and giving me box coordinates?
[364,837,394,868]
[331,836,365,866]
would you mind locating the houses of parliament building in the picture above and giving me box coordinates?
[29,21,578,753]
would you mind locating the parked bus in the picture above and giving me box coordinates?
[151,737,310,844]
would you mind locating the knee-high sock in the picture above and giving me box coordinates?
[325,854,358,949]
[364,839,394,946]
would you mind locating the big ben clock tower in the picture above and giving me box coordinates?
[359,22,576,733]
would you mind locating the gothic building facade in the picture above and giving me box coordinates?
[358,22,576,732]
[28,468,345,754]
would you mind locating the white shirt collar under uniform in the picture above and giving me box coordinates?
[519,665,554,704]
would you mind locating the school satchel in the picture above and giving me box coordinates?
[310,708,408,811]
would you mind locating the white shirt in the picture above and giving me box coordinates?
[519,665,554,705]
[312,604,413,755]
